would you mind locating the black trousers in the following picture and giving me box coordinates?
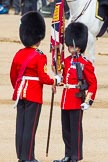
[61,109,83,161]
[16,99,42,161]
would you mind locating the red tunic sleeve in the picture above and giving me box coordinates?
[83,61,97,101]
[37,54,54,85]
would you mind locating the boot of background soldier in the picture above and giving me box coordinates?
[64,0,70,19]
[53,157,71,162]
[18,159,40,162]
[65,10,70,20]
[70,160,78,162]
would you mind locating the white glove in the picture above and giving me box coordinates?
[81,102,90,110]
[54,75,61,85]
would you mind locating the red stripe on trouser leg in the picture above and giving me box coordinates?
[28,104,39,160]
[78,110,83,160]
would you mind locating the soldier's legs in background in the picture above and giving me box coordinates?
[21,0,38,15]
[41,0,47,7]
[13,0,21,14]
[2,0,11,8]
[64,0,70,19]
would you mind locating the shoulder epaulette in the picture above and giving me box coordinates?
[36,48,44,54]
[81,54,88,62]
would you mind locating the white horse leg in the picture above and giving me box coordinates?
[85,31,96,63]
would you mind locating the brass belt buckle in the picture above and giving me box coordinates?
[65,84,69,89]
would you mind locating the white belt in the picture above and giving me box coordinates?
[22,76,39,81]
[64,84,77,89]
[13,76,39,108]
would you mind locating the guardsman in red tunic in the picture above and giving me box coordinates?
[10,11,61,162]
[53,22,97,162]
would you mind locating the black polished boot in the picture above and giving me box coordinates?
[70,160,78,162]
[53,157,71,162]
[24,160,40,162]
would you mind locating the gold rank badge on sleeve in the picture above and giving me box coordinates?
[44,64,47,73]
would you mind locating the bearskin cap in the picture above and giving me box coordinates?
[19,11,46,47]
[65,22,88,53]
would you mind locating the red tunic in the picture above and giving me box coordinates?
[61,54,97,110]
[10,47,54,104]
